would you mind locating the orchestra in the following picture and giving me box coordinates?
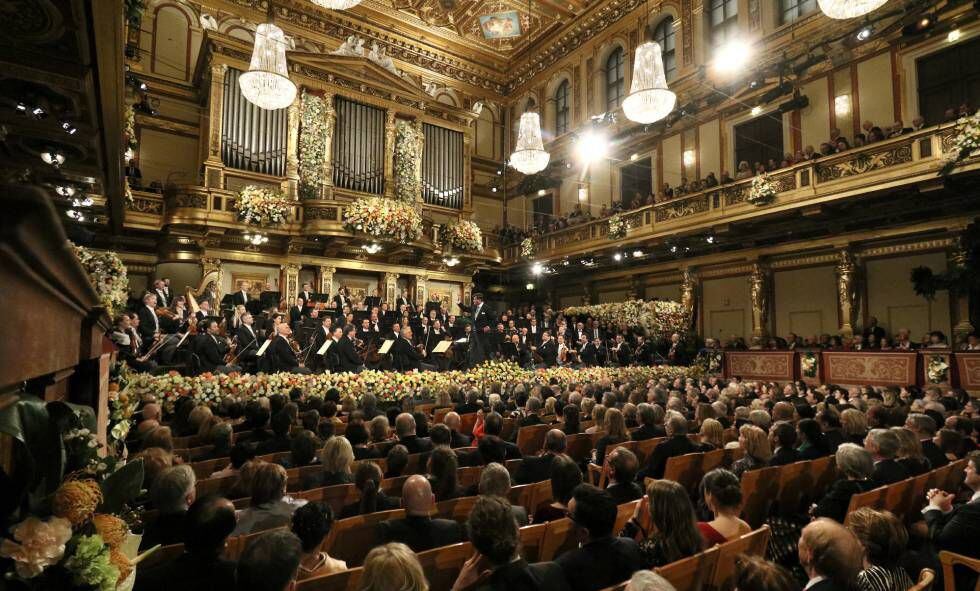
[110,279,687,377]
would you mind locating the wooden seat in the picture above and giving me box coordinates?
[664,452,705,494]
[538,518,579,561]
[509,480,552,514]
[939,551,980,591]
[654,546,721,591]
[909,568,935,591]
[945,458,968,492]
[775,461,810,519]
[195,474,238,498]
[843,485,888,525]
[906,472,933,524]
[500,417,517,442]
[433,407,452,424]
[708,525,771,591]
[234,526,288,560]
[294,484,360,514]
[416,542,474,591]
[380,475,409,497]
[566,433,595,463]
[634,437,664,465]
[701,448,725,474]
[137,542,185,570]
[882,478,914,521]
[518,523,548,563]
[505,458,523,476]
[457,466,483,490]
[739,467,778,529]
[174,445,215,462]
[808,455,837,501]
[189,457,228,480]
[516,424,550,456]
[255,451,292,465]
[459,413,479,436]
[296,566,363,591]
[433,495,478,523]
[324,509,405,567]
[614,500,641,535]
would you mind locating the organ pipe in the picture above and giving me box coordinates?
[220,68,287,176]
[331,96,384,194]
[422,123,463,209]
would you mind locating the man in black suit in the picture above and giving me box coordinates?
[364,288,382,310]
[332,286,350,310]
[514,429,564,484]
[520,397,545,427]
[395,412,433,455]
[798,519,863,591]
[444,412,472,448]
[137,292,162,341]
[391,326,433,372]
[923,451,980,588]
[769,421,800,466]
[579,337,599,367]
[455,390,482,415]
[141,465,196,550]
[611,335,632,366]
[288,296,304,328]
[637,414,698,481]
[337,324,365,373]
[234,312,263,371]
[817,410,845,453]
[631,404,666,441]
[453,495,570,591]
[195,320,241,374]
[231,282,251,307]
[664,332,688,365]
[865,428,909,485]
[467,292,494,365]
[555,484,645,591]
[906,413,949,469]
[535,332,558,368]
[377,475,463,552]
[633,336,653,366]
[605,448,642,505]
[151,279,169,309]
[308,316,334,373]
[266,324,310,374]
[298,283,314,312]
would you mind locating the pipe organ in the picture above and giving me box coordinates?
[332,97,385,194]
[220,68,288,176]
[422,123,464,209]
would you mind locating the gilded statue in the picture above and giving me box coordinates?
[749,263,770,337]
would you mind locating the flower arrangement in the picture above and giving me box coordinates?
[747,173,777,205]
[607,213,628,240]
[394,121,422,203]
[71,243,128,317]
[927,354,950,384]
[344,195,423,243]
[442,220,484,253]
[123,177,134,207]
[107,362,138,447]
[940,109,980,176]
[124,105,137,152]
[520,237,535,259]
[800,351,819,379]
[564,299,690,343]
[237,185,291,226]
[298,91,328,200]
[128,361,695,406]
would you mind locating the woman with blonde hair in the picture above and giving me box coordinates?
[586,404,607,435]
[593,408,630,466]
[731,424,772,478]
[698,418,724,451]
[302,436,354,489]
[891,427,930,475]
[360,542,429,591]
[846,507,914,591]
[841,408,869,444]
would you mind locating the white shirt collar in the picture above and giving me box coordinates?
[804,576,827,590]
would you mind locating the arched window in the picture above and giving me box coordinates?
[605,47,625,111]
[780,0,817,24]
[708,0,738,53]
[555,80,570,136]
[652,17,676,82]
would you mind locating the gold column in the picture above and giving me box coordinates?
[321,93,335,198]
[383,272,400,306]
[835,249,860,338]
[285,94,301,200]
[749,262,771,341]
[384,110,397,198]
[462,282,474,308]
[202,62,227,188]
[680,268,698,330]
[282,263,301,304]
[319,265,336,296]
[950,237,975,347]
[582,281,593,305]
[415,273,429,308]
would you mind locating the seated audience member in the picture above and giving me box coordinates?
[233,462,307,535]
[385,444,410,478]
[631,404,666,441]
[291,502,346,580]
[341,460,400,517]
[444,411,473,448]
[733,555,799,591]
[427,445,463,501]
[922,450,980,578]
[286,430,320,468]
[811,444,876,523]
[769,421,800,466]
[697,418,724,451]
[534,454,583,523]
[134,495,238,591]
[302,436,354,489]
[453,495,570,591]
[430,423,453,448]
[556,484,645,591]
[845,508,914,591]
[256,411,293,455]
[472,412,522,460]
[841,408,868,445]
[142,464,196,550]
[205,422,234,460]
[360,543,429,591]
[561,404,582,435]
[698,469,751,545]
[395,412,434,454]
[621,479,703,569]
[797,418,829,460]
[377,475,464,552]
[731,425,772,478]
[935,428,964,461]
[236,530,303,591]
[905,413,948,469]
[478,462,528,526]
[346,421,381,460]
[637,413,698,480]
[864,429,908,486]
[593,408,630,466]
[798,519,864,591]
[891,427,931,476]
[605,447,642,505]
[514,429,565,484]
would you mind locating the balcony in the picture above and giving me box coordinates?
[500,124,979,264]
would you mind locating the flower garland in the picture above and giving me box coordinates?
[71,243,128,317]
[344,195,423,243]
[237,185,290,226]
[442,220,484,253]
[128,361,695,407]
[520,237,535,259]
[123,177,134,207]
[108,363,138,447]
[607,214,628,240]
[800,351,819,379]
[747,173,777,206]
[940,109,980,176]
[563,299,690,343]
[298,91,328,200]
[927,354,950,384]
[123,105,137,152]
[394,121,422,203]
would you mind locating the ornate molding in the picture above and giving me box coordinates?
[815,143,914,183]
[655,195,710,222]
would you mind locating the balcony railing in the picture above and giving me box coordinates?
[500,124,977,263]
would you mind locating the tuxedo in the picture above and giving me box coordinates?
[634,342,652,365]
[537,339,558,367]
[333,293,349,309]
[579,342,599,366]
[871,458,908,486]
[137,305,160,340]
[232,290,250,307]
[613,342,632,366]
[195,333,229,373]
[528,325,541,345]
[364,296,382,309]
[396,297,413,312]
[336,336,364,373]
[309,326,333,372]
[769,447,800,467]
[299,290,313,305]
[288,306,303,326]
[924,497,980,574]
[392,336,424,372]
[235,324,262,356]
[665,341,687,365]
[637,435,699,480]
[153,288,169,308]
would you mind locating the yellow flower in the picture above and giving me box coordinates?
[52,480,103,526]
[92,514,128,549]
[109,547,132,585]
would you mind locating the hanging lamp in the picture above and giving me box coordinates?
[239,6,296,111]
[509,0,549,175]
[817,0,888,19]
[309,0,362,9]
[622,41,676,124]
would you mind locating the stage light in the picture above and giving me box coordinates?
[41,150,65,166]
[72,197,93,207]
[835,95,851,116]
[61,121,77,135]
[31,106,45,117]
[531,262,543,275]
[856,26,874,41]
[706,235,715,244]
[578,187,589,201]
[613,253,623,261]
[443,256,460,267]
[497,169,502,175]
[575,129,609,164]
[526,283,535,290]
[55,185,76,197]
[15,102,27,112]
[713,39,753,74]
[751,106,762,117]
[581,258,596,267]
[243,231,269,246]
[630,153,640,161]
[490,187,497,193]
[139,81,149,92]
[947,29,961,42]
[669,245,678,253]
[632,250,643,258]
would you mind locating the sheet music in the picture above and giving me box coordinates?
[317,339,333,355]
[255,338,272,357]
[378,339,394,354]
[454,337,469,344]
[432,340,451,354]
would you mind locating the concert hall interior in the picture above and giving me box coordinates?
[2,0,980,589]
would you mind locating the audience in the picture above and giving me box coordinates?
[698,469,751,545]
[811,443,876,523]
[798,519,863,591]
[478,462,528,525]
[142,464,196,549]
[237,530,303,591]
[291,502,346,579]
[534,453,583,523]
[233,462,306,535]
[622,479,703,568]
[360,543,429,591]
[845,507,914,591]
[377,475,464,552]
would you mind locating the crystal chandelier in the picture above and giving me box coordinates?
[817,0,888,19]
[623,42,676,124]
[443,256,460,267]
[509,112,550,175]
[244,231,269,246]
[309,0,362,9]
[239,23,296,110]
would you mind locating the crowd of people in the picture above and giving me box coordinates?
[127,370,980,591]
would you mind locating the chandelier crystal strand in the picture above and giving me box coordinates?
[622,42,676,124]
[239,23,297,110]
[510,112,550,174]
[309,0,362,8]
[817,0,888,19]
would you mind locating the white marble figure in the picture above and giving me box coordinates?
[332,35,366,57]
[423,81,440,97]
[199,13,218,31]
[369,42,401,77]
[471,100,484,117]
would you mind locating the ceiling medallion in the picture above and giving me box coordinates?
[239,22,297,110]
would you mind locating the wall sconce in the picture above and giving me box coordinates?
[834,95,851,117]
[578,187,588,201]
[683,150,696,167]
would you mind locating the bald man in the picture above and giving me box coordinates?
[376,475,463,552]
[443,411,472,448]
[798,519,863,591]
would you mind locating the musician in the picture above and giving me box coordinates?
[198,281,218,308]
[368,312,383,335]
[634,335,653,366]
[503,333,532,368]
[575,322,588,344]
[468,293,494,364]
[395,290,413,314]
[162,278,172,303]
[445,315,462,339]
[267,324,310,374]
[557,334,578,367]
[579,336,598,367]
[493,323,508,358]
[289,297,304,328]
[391,327,435,372]
[195,300,213,324]
[152,279,169,308]
[588,322,604,343]
[195,319,241,374]
[337,325,365,373]
[232,282,251,307]
[535,331,558,367]
[424,294,442,316]
[172,296,189,322]
[518,327,531,348]
[365,288,383,310]
[528,317,542,345]
[299,283,314,311]
[235,312,262,371]
[309,316,334,373]
[110,314,157,372]
[612,334,633,366]
[137,292,161,341]
[333,286,350,310]
[664,332,687,365]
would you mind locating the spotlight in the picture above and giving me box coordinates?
[15,102,27,112]
[40,150,65,166]
[683,150,696,167]
[751,106,762,117]
[490,187,497,193]
[66,209,85,221]
[72,197,93,207]
[669,245,678,253]
[706,235,715,244]
[575,129,609,164]
[581,258,596,267]
[55,185,76,197]
[243,231,269,246]
[362,243,382,254]
[526,283,535,290]
[632,250,643,258]
[578,187,588,201]
[562,259,570,266]
[613,253,623,261]
[139,81,149,92]
[855,26,873,41]
[61,121,77,135]
[713,39,754,74]
[531,262,543,275]
[496,169,502,175]
[630,153,640,161]
[948,29,961,42]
